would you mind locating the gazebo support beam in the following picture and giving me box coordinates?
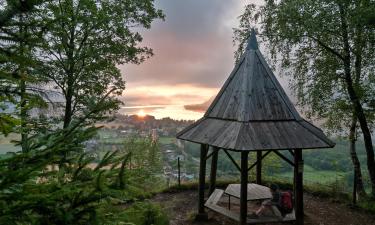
[256,151,262,184]
[240,151,249,225]
[196,144,209,221]
[206,149,215,160]
[294,149,304,225]
[248,150,272,171]
[209,147,219,195]
[288,149,295,157]
[273,150,295,166]
[223,149,241,172]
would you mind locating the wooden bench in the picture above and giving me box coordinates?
[247,209,296,224]
[205,189,240,221]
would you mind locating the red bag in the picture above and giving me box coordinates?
[280,191,293,214]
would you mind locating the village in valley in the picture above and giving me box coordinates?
[90,114,198,183]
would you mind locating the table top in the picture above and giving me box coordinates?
[224,183,273,201]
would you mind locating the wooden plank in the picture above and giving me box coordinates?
[178,118,333,151]
[225,183,272,200]
[256,151,262,184]
[207,49,296,122]
[205,52,247,117]
[205,189,224,205]
[205,189,240,221]
[255,50,302,121]
[205,204,240,221]
[209,148,219,195]
[273,150,295,166]
[206,148,214,160]
[198,144,208,216]
[294,149,304,225]
[247,210,296,224]
[223,149,241,172]
[248,151,272,171]
[240,152,249,225]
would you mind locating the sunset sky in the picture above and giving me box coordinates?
[118,0,287,120]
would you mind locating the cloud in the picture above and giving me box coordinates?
[120,94,172,107]
[119,0,247,88]
[120,84,218,107]
[116,0,288,120]
[184,96,215,113]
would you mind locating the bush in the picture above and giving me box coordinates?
[123,202,169,225]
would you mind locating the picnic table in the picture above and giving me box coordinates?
[205,184,296,224]
[225,183,272,209]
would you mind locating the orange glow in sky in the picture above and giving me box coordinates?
[137,109,146,118]
[120,85,219,120]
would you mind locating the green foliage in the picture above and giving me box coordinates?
[37,0,164,128]
[0,0,48,137]
[0,0,167,224]
[121,137,165,193]
[234,0,375,197]
[234,0,375,134]
[123,202,169,225]
[358,198,375,213]
[0,119,167,224]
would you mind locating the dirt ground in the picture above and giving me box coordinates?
[151,190,375,225]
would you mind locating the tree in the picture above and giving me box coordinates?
[234,0,375,198]
[0,0,45,27]
[0,1,168,223]
[0,107,133,224]
[0,0,48,150]
[38,0,164,128]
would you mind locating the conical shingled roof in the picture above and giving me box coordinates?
[177,29,334,151]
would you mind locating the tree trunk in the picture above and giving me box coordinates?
[20,79,28,152]
[63,18,76,129]
[63,89,73,129]
[339,3,375,198]
[240,151,249,225]
[349,114,367,198]
[19,15,28,152]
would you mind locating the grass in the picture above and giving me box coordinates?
[159,137,175,145]
[278,165,347,184]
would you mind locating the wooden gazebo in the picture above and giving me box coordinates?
[176,29,335,225]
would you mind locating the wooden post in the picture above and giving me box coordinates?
[196,144,208,221]
[294,149,304,225]
[209,147,219,195]
[256,151,262,184]
[178,157,181,187]
[240,151,249,225]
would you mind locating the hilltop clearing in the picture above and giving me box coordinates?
[151,190,375,225]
